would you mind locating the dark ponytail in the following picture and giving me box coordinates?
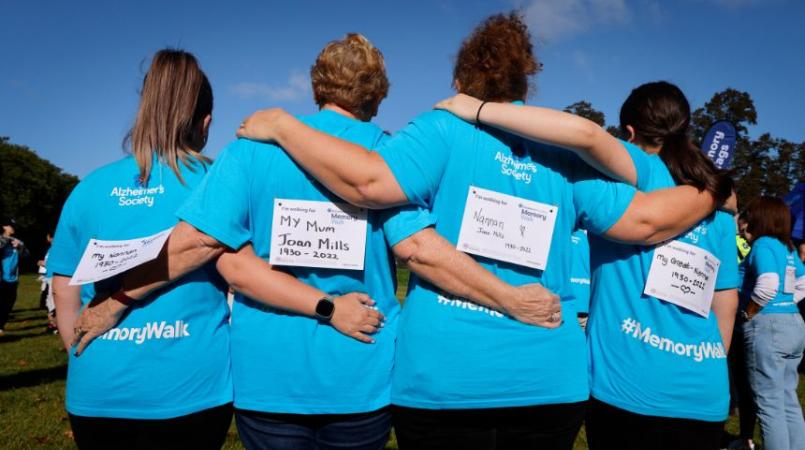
[620,81,733,204]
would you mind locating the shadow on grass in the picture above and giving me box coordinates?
[0,364,67,391]
[0,329,53,343]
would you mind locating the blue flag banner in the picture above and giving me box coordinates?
[785,181,805,241]
[700,120,737,169]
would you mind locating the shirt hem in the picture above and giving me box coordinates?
[591,391,726,422]
[233,397,391,415]
[66,394,233,420]
[389,392,590,410]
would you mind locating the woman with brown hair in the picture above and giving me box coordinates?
[740,196,805,450]
[49,48,385,449]
[234,14,732,449]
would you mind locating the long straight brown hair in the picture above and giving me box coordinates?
[125,49,213,185]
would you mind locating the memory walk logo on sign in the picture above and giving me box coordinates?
[99,320,190,345]
[620,317,725,362]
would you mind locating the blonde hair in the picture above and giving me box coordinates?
[126,49,213,185]
[311,33,389,121]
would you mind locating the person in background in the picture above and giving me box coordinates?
[0,217,27,336]
[38,232,57,333]
[740,196,805,450]
[436,81,740,450]
[568,229,591,330]
[234,15,732,449]
[726,212,757,450]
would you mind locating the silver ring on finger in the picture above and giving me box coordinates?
[548,312,560,323]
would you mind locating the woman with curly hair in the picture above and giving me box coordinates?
[235,13,732,449]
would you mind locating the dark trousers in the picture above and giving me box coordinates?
[392,401,586,450]
[0,280,19,329]
[69,403,233,450]
[728,321,757,439]
[235,407,391,450]
[586,397,723,450]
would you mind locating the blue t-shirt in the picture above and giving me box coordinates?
[568,229,591,315]
[377,109,636,409]
[177,110,433,414]
[587,142,740,422]
[1,242,21,282]
[49,156,232,419]
[741,236,804,315]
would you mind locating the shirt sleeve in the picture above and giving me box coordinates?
[619,140,653,190]
[570,157,637,235]
[380,206,438,247]
[715,214,740,290]
[48,187,84,277]
[377,110,454,208]
[749,238,779,277]
[176,139,257,250]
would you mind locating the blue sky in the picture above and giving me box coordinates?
[1,0,803,178]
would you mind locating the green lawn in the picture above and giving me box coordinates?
[1,273,800,449]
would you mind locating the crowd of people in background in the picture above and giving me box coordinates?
[1,10,804,450]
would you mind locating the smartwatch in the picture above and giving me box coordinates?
[315,295,335,322]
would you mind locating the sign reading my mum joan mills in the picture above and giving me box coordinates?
[269,198,368,270]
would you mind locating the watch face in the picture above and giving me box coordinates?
[316,298,335,318]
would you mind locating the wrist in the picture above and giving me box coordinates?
[111,290,138,307]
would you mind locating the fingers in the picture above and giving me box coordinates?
[354,293,376,307]
[360,323,379,334]
[74,329,104,356]
[350,332,375,344]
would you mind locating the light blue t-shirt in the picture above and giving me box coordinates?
[1,242,21,282]
[587,142,740,422]
[377,109,637,409]
[568,229,591,315]
[49,156,232,419]
[177,110,433,414]
[741,236,804,315]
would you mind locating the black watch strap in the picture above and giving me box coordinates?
[314,295,335,322]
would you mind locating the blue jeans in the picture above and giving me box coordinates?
[743,313,805,450]
[235,407,391,450]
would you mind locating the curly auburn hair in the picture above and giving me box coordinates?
[453,13,540,102]
[311,33,389,121]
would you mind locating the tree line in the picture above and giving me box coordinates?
[0,136,79,271]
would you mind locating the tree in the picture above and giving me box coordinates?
[691,88,758,142]
[0,139,78,271]
[563,101,606,127]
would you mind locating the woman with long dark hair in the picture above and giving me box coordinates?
[234,16,733,449]
[740,196,805,450]
[438,81,741,449]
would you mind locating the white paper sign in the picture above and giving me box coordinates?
[456,186,558,270]
[269,199,368,270]
[784,266,796,294]
[69,227,174,286]
[644,240,721,317]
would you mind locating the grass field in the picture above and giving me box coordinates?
[1,273,800,449]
